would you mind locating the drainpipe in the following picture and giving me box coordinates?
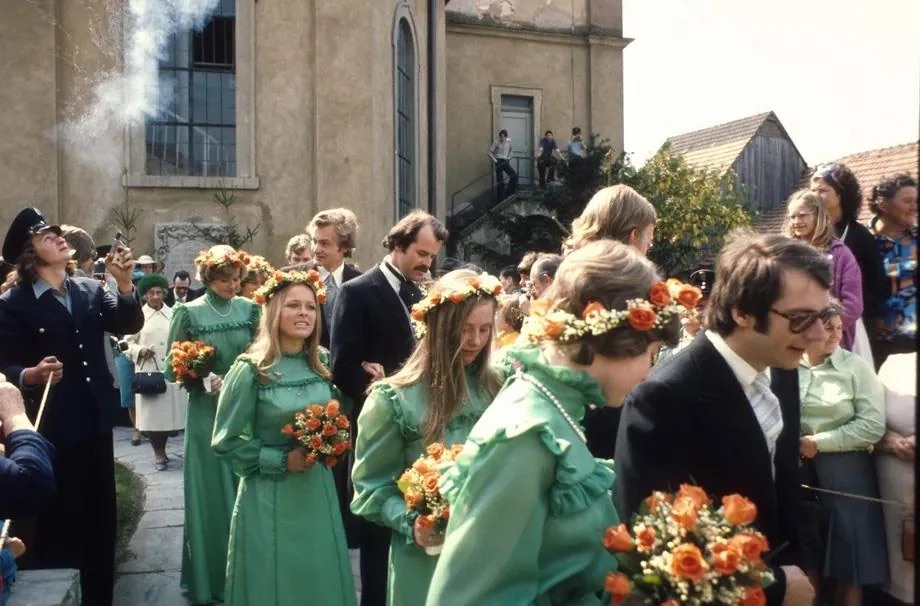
[427,0,438,216]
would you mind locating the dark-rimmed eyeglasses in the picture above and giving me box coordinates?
[770,307,836,333]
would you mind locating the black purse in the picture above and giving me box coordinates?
[132,357,167,395]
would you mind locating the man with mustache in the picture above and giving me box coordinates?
[331,210,447,606]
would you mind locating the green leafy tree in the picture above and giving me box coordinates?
[606,146,753,276]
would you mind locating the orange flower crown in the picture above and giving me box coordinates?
[246,254,275,276]
[523,279,702,344]
[252,269,327,306]
[410,273,503,338]
[194,248,251,272]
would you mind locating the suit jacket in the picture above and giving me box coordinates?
[330,265,415,411]
[0,278,144,449]
[613,335,801,605]
[320,263,362,349]
[164,286,202,308]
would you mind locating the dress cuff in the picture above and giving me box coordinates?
[258,447,287,474]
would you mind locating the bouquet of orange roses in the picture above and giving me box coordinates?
[281,399,351,468]
[396,442,464,555]
[603,485,775,606]
[169,341,216,391]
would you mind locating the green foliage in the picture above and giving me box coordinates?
[613,145,753,276]
[114,461,144,563]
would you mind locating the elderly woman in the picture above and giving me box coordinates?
[798,301,888,606]
[124,274,186,471]
[874,352,916,604]
[866,174,917,367]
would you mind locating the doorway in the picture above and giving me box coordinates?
[499,94,534,185]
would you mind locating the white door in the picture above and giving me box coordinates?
[499,95,534,184]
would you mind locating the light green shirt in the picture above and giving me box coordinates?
[798,347,885,453]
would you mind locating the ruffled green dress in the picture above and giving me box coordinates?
[426,346,619,606]
[164,290,260,605]
[351,366,495,606]
[212,353,356,606]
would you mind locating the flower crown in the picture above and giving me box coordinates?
[523,279,702,344]
[246,254,275,275]
[252,270,327,306]
[194,248,251,271]
[410,274,503,338]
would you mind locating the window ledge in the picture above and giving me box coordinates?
[122,175,261,190]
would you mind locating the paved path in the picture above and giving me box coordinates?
[112,427,362,605]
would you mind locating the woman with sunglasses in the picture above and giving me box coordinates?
[798,300,888,606]
[810,164,888,357]
[783,189,863,351]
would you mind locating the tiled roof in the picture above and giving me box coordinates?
[664,112,774,173]
[754,141,919,234]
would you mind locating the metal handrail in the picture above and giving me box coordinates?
[449,155,536,217]
[450,170,494,217]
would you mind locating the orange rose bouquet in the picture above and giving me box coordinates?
[603,485,775,606]
[169,340,216,391]
[281,399,351,468]
[396,442,464,555]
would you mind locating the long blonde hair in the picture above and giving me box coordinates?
[783,189,833,250]
[246,282,329,382]
[566,184,657,252]
[383,270,503,443]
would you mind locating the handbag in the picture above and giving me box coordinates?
[903,515,914,562]
[131,357,167,395]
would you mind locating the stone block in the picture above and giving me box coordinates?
[8,568,80,605]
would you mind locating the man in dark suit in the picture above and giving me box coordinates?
[164,269,201,307]
[306,208,362,349]
[331,209,447,606]
[0,208,144,606]
[615,233,828,606]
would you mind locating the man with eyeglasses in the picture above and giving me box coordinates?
[616,232,832,606]
[165,270,200,307]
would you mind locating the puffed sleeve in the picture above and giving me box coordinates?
[211,358,287,476]
[350,384,414,540]
[426,432,555,606]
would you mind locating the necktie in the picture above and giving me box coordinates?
[750,371,783,477]
[323,273,338,331]
[385,262,421,311]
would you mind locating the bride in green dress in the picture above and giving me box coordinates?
[351,270,506,606]
[213,270,356,606]
[164,245,260,605]
[427,240,682,605]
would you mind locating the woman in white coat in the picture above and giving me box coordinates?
[126,274,187,470]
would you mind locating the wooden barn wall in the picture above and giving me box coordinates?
[733,134,806,212]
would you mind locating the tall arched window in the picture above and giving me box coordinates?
[394,17,417,219]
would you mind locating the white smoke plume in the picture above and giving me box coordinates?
[55,0,220,219]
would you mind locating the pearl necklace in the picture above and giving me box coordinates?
[517,372,587,443]
[206,295,234,318]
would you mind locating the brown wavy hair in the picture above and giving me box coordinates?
[566,184,656,252]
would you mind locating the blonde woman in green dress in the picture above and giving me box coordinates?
[351,270,505,606]
[427,240,681,605]
[213,269,356,606]
[164,245,260,605]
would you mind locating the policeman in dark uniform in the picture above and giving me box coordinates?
[0,208,143,605]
